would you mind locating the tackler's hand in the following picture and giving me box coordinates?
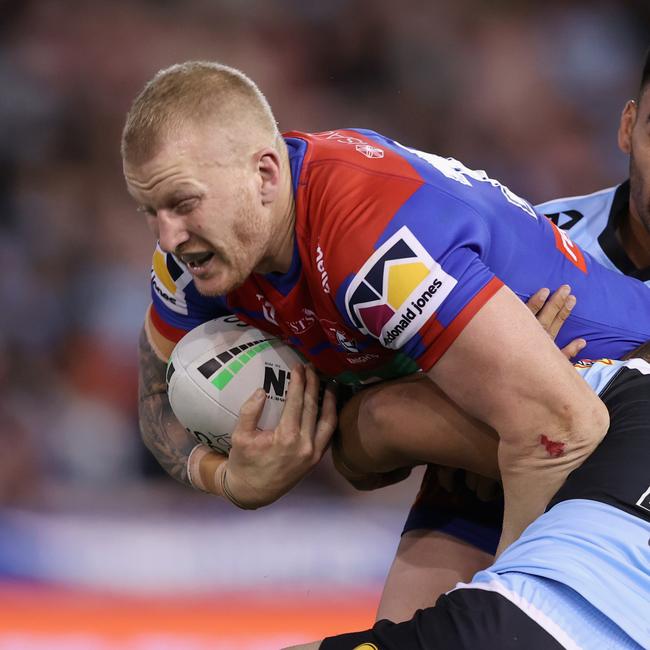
[527,285,586,359]
[223,364,337,508]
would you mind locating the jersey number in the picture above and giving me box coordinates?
[400,145,537,219]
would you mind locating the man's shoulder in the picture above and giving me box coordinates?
[284,129,423,189]
[150,244,195,317]
[286,129,427,256]
[535,185,620,231]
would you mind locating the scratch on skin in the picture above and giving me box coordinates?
[540,434,565,458]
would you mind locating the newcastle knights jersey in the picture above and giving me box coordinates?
[148,129,650,386]
[536,181,650,287]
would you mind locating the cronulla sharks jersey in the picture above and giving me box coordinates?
[462,358,650,648]
[536,181,650,287]
[149,129,650,386]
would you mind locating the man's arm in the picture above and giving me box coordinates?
[427,284,609,553]
[138,320,337,506]
[138,326,200,486]
[333,285,581,492]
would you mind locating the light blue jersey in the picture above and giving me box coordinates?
[453,358,650,649]
[536,182,650,287]
[466,500,650,648]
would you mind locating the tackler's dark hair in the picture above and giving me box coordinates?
[640,47,650,96]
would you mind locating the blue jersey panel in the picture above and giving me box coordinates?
[359,129,650,360]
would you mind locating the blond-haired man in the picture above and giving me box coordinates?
[123,61,650,563]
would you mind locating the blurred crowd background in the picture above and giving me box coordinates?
[0,0,648,645]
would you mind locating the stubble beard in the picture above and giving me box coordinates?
[195,201,268,297]
[629,154,650,235]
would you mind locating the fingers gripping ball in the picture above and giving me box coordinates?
[166,315,305,455]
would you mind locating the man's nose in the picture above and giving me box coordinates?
[157,210,189,253]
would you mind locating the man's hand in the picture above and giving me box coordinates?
[526,285,586,358]
[223,364,337,508]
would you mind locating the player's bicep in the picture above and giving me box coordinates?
[426,284,597,439]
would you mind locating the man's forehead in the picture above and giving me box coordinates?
[124,153,190,191]
[124,130,214,187]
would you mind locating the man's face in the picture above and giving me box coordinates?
[619,87,650,235]
[124,128,272,296]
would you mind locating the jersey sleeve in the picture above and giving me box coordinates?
[147,244,232,358]
[341,184,503,372]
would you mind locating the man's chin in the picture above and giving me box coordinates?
[194,274,245,297]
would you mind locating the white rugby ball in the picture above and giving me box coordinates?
[167,315,304,455]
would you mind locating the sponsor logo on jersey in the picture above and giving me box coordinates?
[316,131,384,160]
[319,318,361,353]
[345,226,456,349]
[549,221,587,273]
[346,353,380,365]
[288,308,317,334]
[545,209,584,230]
[636,485,650,513]
[256,293,278,325]
[355,143,384,159]
[399,144,538,219]
[335,329,359,353]
[315,244,331,294]
[573,359,595,369]
[573,358,615,370]
[151,248,191,315]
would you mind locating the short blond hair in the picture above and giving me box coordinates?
[121,61,279,165]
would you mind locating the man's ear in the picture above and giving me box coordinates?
[255,148,282,205]
[618,100,637,154]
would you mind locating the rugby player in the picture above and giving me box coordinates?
[539,47,650,285]
[284,346,650,650]
[122,61,650,555]
[370,46,650,622]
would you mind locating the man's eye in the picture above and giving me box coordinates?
[175,198,198,214]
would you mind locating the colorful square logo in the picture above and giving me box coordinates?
[345,226,456,349]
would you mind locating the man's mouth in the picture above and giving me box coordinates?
[180,252,215,270]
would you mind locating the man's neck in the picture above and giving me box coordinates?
[618,209,650,269]
[257,147,296,275]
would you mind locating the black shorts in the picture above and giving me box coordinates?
[402,364,650,552]
[402,465,503,555]
[320,587,565,650]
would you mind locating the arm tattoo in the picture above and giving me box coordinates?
[138,327,197,485]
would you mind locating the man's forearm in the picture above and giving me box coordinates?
[138,326,199,486]
[428,287,609,553]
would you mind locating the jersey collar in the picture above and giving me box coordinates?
[598,181,650,282]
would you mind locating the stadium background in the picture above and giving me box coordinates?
[1,1,648,647]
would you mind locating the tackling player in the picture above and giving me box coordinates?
[539,47,650,285]
[284,346,650,650]
[122,61,650,556]
[371,46,650,622]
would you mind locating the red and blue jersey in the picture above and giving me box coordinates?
[148,129,650,385]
